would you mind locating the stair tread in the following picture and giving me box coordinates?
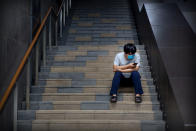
[41,66,150,68]
[28,101,160,104]
[31,85,155,88]
[39,71,151,74]
[18,119,165,124]
[46,49,144,51]
[38,78,153,81]
[30,93,157,96]
[19,110,162,114]
[46,45,144,49]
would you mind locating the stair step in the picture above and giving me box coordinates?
[72,12,132,15]
[72,6,130,9]
[66,38,139,42]
[68,28,137,32]
[47,45,145,50]
[60,41,140,45]
[72,12,132,14]
[39,71,151,75]
[70,22,136,26]
[18,110,162,120]
[40,66,150,73]
[71,18,135,23]
[71,20,134,23]
[71,23,136,26]
[67,33,138,37]
[84,72,151,78]
[69,27,137,33]
[73,12,132,14]
[44,60,148,65]
[46,50,147,56]
[71,18,134,21]
[44,59,149,66]
[32,83,155,88]
[46,47,144,51]
[45,55,148,62]
[68,30,138,34]
[46,51,146,56]
[25,101,160,110]
[36,78,154,87]
[72,6,130,8]
[31,86,156,94]
[73,11,132,13]
[45,55,148,61]
[46,47,145,52]
[68,27,137,30]
[43,61,148,67]
[18,119,165,131]
[72,10,132,13]
[46,55,147,59]
[72,8,131,10]
[38,72,85,80]
[44,61,86,67]
[29,93,157,102]
[38,72,151,79]
[68,29,137,33]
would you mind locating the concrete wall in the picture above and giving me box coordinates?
[0,0,31,95]
[0,0,60,130]
[177,0,196,34]
[130,0,196,130]
[0,1,31,130]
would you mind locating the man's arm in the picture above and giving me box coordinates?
[117,66,139,73]
[113,65,130,72]
[113,63,138,72]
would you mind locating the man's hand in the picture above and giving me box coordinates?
[116,68,123,72]
[113,64,139,72]
[113,66,123,72]
[113,64,131,72]
[114,66,134,73]
[128,63,137,68]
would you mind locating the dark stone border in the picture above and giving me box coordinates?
[130,0,196,131]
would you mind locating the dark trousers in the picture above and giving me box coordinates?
[110,71,143,95]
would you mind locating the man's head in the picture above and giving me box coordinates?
[124,43,137,60]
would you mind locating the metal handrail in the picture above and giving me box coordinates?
[0,0,67,112]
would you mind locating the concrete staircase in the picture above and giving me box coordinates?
[18,0,165,130]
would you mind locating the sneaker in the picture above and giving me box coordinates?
[110,96,117,103]
[135,95,142,103]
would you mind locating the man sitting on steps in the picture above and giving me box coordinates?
[110,43,143,103]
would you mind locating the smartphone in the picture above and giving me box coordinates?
[133,63,138,66]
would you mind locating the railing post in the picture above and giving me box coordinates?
[66,0,69,16]
[13,84,18,131]
[26,59,31,110]
[49,15,52,50]
[63,1,66,26]
[35,41,39,84]
[69,0,72,9]
[60,9,63,38]
[43,26,46,66]
[55,21,58,46]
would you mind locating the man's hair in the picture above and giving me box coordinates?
[124,43,137,54]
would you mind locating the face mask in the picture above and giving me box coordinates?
[128,54,135,60]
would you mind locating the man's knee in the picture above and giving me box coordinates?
[131,71,140,78]
[114,71,122,77]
